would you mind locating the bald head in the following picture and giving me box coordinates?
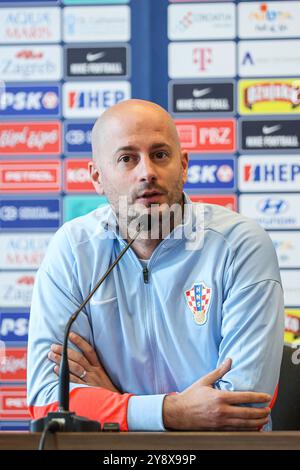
[91,99,181,165]
[89,98,189,221]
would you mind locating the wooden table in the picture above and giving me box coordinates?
[0,431,300,450]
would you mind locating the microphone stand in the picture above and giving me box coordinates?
[30,215,149,434]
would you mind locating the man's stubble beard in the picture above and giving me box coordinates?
[102,175,184,241]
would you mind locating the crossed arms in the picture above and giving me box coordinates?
[47,332,272,431]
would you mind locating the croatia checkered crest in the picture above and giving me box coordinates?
[185,282,212,325]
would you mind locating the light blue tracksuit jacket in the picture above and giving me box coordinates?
[27,195,284,430]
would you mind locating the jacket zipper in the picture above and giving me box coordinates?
[143,267,149,284]
[116,238,168,394]
[142,268,161,393]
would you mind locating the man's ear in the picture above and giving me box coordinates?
[88,161,105,195]
[181,150,189,185]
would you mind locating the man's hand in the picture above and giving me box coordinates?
[163,359,271,431]
[48,332,120,393]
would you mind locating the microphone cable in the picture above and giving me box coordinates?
[38,419,63,450]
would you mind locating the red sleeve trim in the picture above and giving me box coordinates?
[29,387,134,431]
[269,384,278,409]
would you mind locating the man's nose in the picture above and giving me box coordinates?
[137,155,158,183]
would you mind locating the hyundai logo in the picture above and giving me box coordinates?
[257,198,289,215]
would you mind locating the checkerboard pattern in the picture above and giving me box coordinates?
[185,283,211,316]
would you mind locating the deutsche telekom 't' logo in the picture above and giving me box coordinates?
[193,47,213,72]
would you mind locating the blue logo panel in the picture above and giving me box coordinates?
[185,158,236,191]
[64,121,93,155]
[0,423,30,430]
[0,312,29,343]
[0,85,61,117]
[0,198,61,230]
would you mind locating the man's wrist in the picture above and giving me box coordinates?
[162,393,180,430]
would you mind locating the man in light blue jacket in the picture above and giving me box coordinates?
[28,99,284,431]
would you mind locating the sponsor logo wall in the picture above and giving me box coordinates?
[167,0,300,349]
[0,0,131,430]
[1,0,300,429]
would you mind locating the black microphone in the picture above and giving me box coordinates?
[30,213,151,435]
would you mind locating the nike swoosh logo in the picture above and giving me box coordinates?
[192,87,211,98]
[90,296,117,306]
[86,52,106,62]
[262,125,281,135]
